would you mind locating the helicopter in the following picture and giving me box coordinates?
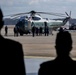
[5,10,71,36]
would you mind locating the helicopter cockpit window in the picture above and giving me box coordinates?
[32,16,41,20]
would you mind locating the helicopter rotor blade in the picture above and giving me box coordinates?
[65,11,72,19]
[4,10,68,18]
[4,12,30,17]
[10,12,30,17]
[37,12,65,15]
[65,12,70,17]
[35,12,67,17]
[70,11,71,17]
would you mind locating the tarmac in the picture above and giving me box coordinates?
[1,25,76,75]
[1,25,76,58]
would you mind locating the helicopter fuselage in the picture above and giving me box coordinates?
[15,14,69,35]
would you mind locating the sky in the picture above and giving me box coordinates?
[0,0,76,19]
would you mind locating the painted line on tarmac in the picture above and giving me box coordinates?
[24,56,76,60]
[24,56,55,59]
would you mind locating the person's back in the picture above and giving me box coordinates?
[38,31,76,75]
[0,8,26,75]
[1,36,25,75]
[38,56,76,75]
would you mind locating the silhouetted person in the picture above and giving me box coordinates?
[38,30,76,75]
[46,25,49,36]
[36,27,39,36]
[0,8,26,75]
[44,22,49,36]
[32,26,36,37]
[14,27,16,36]
[5,25,8,36]
[39,27,43,36]
[59,26,64,32]
[44,22,47,36]
[13,26,18,36]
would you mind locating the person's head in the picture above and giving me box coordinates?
[44,22,47,27]
[59,27,64,32]
[55,31,72,57]
[0,8,4,31]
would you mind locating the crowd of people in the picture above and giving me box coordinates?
[4,24,53,37]
[0,8,76,75]
[31,24,50,37]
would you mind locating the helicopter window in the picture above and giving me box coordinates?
[25,20,28,26]
[16,21,23,26]
[33,22,44,28]
[16,19,28,27]
[32,17,41,20]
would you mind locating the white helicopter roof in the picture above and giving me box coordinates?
[29,14,47,22]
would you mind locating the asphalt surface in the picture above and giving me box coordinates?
[1,26,76,75]
[24,57,55,75]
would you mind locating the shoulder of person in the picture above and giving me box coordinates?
[72,60,76,63]
[40,60,54,67]
[5,38,21,46]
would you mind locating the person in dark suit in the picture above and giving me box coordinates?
[5,25,8,36]
[38,30,76,75]
[0,8,26,75]
[32,26,36,37]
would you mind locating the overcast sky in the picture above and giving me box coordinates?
[0,0,76,19]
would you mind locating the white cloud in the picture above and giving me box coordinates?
[28,0,39,5]
[0,0,76,18]
[0,0,27,6]
[66,0,76,2]
[0,0,76,7]
[42,0,50,2]
[28,0,51,5]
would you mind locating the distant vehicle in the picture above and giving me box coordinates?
[69,24,76,30]
[5,10,71,35]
